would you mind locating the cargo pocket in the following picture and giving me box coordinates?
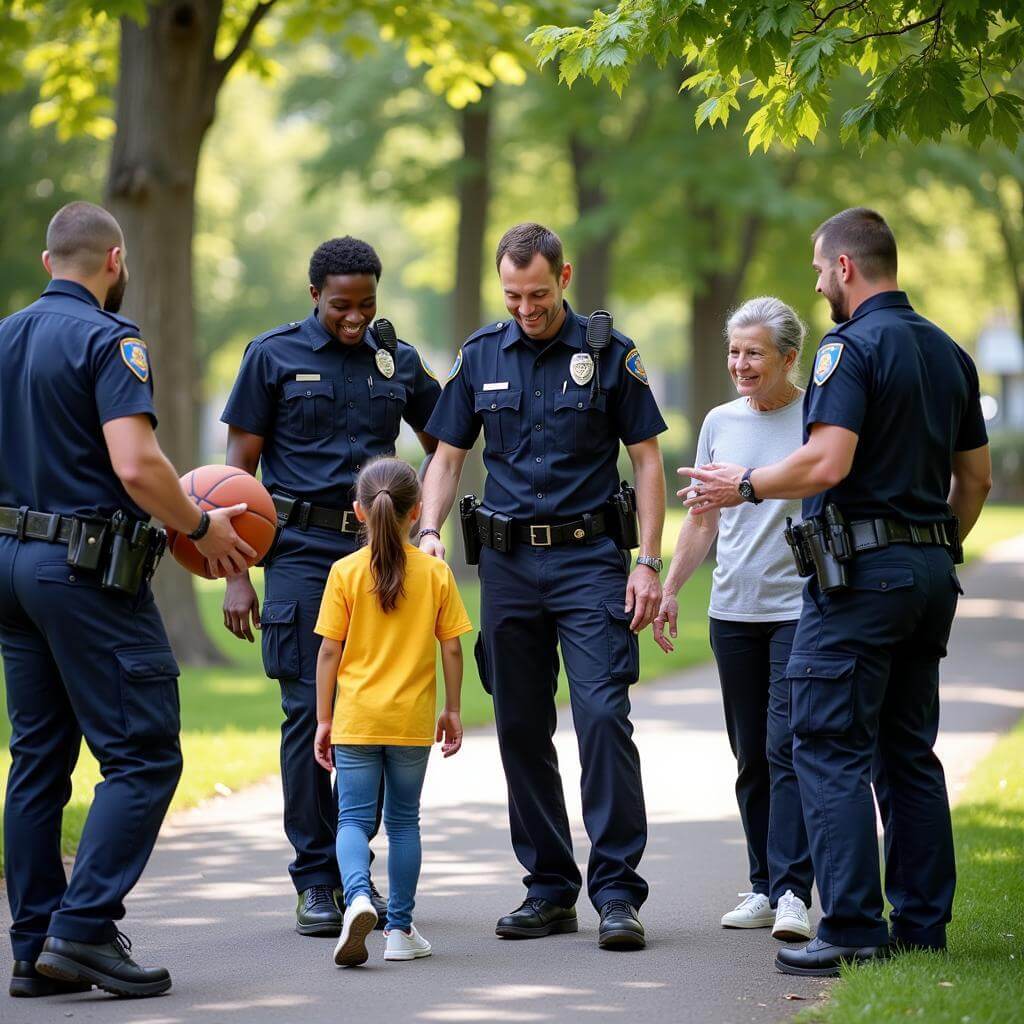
[473,633,492,695]
[283,379,335,439]
[787,653,856,736]
[604,602,640,683]
[553,389,608,454]
[115,645,181,739]
[475,389,522,455]
[261,600,300,679]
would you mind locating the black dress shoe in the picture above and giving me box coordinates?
[775,936,889,976]
[35,933,171,997]
[10,960,92,998]
[369,880,388,931]
[598,900,646,951]
[296,884,342,937]
[495,897,578,939]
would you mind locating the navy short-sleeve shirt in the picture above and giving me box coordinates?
[0,279,156,519]
[221,312,441,506]
[426,303,667,519]
[802,291,988,523]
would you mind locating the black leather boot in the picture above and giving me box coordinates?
[296,885,342,937]
[775,936,889,976]
[598,900,646,950]
[35,933,171,997]
[495,897,578,939]
[10,960,91,998]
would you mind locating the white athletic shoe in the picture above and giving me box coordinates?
[333,894,378,967]
[383,923,432,961]
[721,892,774,929]
[772,889,811,941]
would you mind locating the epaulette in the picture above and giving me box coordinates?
[253,320,303,345]
[464,320,507,346]
[97,308,141,333]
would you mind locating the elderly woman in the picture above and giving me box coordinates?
[654,297,813,941]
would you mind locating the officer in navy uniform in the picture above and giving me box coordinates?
[2,202,252,999]
[418,223,666,950]
[221,237,441,936]
[683,208,992,976]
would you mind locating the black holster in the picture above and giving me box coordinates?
[95,511,166,596]
[605,481,639,550]
[786,504,852,595]
[459,495,482,565]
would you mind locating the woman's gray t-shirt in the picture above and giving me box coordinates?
[693,394,805,622]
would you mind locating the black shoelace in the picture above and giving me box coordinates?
[304,884,337,911]
[519,896,550,913]
[602,899,634,917]
[113,930,137,963]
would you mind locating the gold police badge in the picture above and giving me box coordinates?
[375,349,395,379]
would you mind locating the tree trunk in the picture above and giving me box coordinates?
[107,2,227,665]
[568,132,612,314]
[449,91,493,577]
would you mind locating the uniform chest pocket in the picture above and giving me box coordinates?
[554,389,609,454]
[369,381,407,440]
[283,380,335,439]
[475,389,522,455]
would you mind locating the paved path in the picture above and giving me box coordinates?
[3,536,1023,1024]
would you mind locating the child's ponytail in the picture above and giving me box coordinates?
[356,458,421,613]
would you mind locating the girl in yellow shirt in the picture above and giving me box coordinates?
[313,457,471,968]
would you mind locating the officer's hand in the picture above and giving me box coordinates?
[677,463,744,514]
[223,573,261,642]
[195,503,258,577]
[653,593,679,653]
[419,533,446,560]
[436,709,463,757]
[625,565,662,633]
[313,721,334,772]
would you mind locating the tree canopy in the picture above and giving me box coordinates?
[530,1,1024,151]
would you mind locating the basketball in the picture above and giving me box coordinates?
[167,465,277,579]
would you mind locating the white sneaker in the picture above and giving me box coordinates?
[721,892,774,929]
[772,889,811,941]
[383,923,432,961]
[333,894,377,966]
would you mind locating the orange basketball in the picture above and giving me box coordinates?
[167,465,277,579]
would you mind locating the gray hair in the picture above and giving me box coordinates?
[725,296,806,368]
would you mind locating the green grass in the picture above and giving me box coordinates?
[796,717,1024,1024]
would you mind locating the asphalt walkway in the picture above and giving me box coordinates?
[3,535,1023,1023]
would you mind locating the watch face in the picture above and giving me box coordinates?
[739,481,754,501]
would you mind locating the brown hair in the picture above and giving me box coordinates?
[356,458,421,613]
[812,207,897,280]
[46,201,124,274]
[495,222,564,275]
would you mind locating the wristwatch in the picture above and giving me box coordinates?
[738,467,763,505]
[636,554,663,573]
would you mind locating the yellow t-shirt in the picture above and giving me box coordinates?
[314,544,472,746]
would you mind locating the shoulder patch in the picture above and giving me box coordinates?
[418,350,438,381]
[446,349,463,383]
[813,342,844,386]
[624,348,648,385]
[120,338,150,382]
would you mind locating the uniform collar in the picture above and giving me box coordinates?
[305,310,382,353]
[848,290,912,320]
[43,279,101,308]
[501,301,583,351]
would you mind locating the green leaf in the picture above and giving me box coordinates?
[746,37,775,84]
[992,92,1024,148]
[966,100,992,148]
[716,30,746,74]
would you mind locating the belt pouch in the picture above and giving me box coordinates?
[66,518,109,571]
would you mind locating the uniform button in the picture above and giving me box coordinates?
[305,390,312,397]
[806,667,812,674]
[535,389,542,397]
[68,574,76,583]
[535,456,543,463]
[535,424,542,431]
[348,402,355,408]
[491,402,497,410]
[349,435,357,442]
[346,376,352,383]
[880,581,888,589]
[537,493,544,499]
[577,402,583,409]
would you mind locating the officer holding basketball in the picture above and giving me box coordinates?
[683,208,992,975]
[220,237,441,936]
[1,201,252,999]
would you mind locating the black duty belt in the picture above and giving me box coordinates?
[848,518,954,552]
[0,506,78,544]
[272,494,360,534]
[511,510,609,547]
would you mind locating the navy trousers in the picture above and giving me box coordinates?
[787,546,960,949]
[709,617,813,907]
[261,526,382,893]
[1,537,182,962]
[477,535,648,911]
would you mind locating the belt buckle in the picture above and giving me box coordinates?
[529,524,552,546]
[340,510,355,534]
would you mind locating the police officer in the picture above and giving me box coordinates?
[683,207,992,976]
[220,236,441,937]
[418,223,666,950]
[2,201,253,998]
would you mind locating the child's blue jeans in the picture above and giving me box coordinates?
[333,744,430,931]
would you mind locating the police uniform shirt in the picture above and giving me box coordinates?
[0,279,156,520]
[426,303,667,520]
[802,290,988,523]
[221,313,441,506]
